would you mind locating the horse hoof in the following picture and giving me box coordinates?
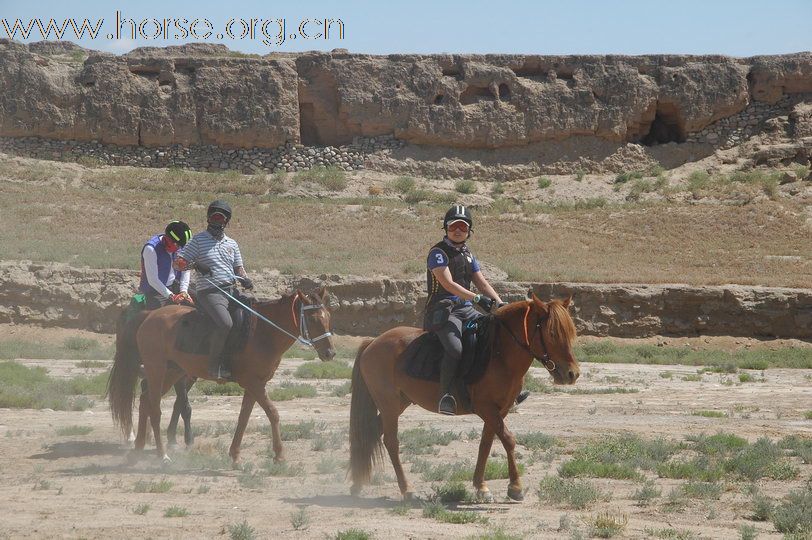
[162,455,172,465]
[403,491,417,502]
[507,486,524,501]
[350,484,362,497]
[476,489,494,503]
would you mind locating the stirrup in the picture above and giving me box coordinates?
[438,394,457,416]
[208,365,232,381]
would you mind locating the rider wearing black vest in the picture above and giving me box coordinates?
[425,205,506,415]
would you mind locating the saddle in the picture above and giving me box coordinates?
[174,293,255,361]
[402,315,495,409]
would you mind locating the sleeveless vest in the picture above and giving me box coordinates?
[139,235,173,295]
[426,240,474,309]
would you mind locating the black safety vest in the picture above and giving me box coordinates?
[426,239,474,309]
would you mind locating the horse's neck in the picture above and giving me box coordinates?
[252,299,298,353]
[493,308,535,376]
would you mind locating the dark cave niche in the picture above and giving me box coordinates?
[299,102,320,146]
[640,102,686,145]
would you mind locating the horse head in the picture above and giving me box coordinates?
[296,287,336,361]
[527,291,580,385]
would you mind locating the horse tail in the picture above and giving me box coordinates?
[106,309,148,436]
[349,339,383,492]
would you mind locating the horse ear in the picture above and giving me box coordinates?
[563,294,574,308]
[318,286,329,302]
[295,288,306,303]
[530,292,549,316]
[526,288,534,300]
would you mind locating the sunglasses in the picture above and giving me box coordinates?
[447,221,469,233]
[209,211,228,224]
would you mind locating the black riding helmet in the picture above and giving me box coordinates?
[443,204,473,231]
[164,220,192,246]
[207,200,232,224]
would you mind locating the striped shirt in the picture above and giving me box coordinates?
[178,231,244,291]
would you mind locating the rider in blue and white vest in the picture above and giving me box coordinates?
[139,220,193,310]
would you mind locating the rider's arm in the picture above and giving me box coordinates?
[173,236,197,272]
[431,267,477,301]
[178,270,191,293]
[142,245,172,299]
[472,271,503,304]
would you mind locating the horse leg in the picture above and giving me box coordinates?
[181,378,196,446]
[166,378,183,448]
[167,377,194,448]
[146,367,183,463]
[243,382,284,462]
[228,392,256,462]
[482,408,523,501]
[128,380,150,463]
[380,406,413,500]
[472,422,496,502]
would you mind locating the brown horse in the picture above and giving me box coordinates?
[349,293,579,502]
[108,288,335,463]
[113,309,199,448]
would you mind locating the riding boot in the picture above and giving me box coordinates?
[439,355,460,415]
[207,354,231,381]
[515,390,530,406]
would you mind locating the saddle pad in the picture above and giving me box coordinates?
[174,297,255,357]
[402,315,494,385]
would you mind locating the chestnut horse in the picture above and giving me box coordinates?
[108,288,335,463]
[349,293,579,501]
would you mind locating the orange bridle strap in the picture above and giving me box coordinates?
[523,305,531,346]
[291,292,300,330]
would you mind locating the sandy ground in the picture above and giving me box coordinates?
[1,339,811,540]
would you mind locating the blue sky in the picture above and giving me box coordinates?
[1,0,810,56]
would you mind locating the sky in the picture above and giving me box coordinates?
[0,0,810,57]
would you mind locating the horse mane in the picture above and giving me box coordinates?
[547,299,577,346]
[497,299,576,346]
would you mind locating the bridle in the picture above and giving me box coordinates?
[496,304,556,373]
[290,292,333,345]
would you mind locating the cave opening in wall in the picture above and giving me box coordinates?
[641,102,686,145]
[299,102,320,146]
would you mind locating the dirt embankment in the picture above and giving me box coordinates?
[2,261,811,339]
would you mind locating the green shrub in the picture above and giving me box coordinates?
[433,480,472,503]
[771,483,812,534]
[455,180,477,194]
[294,361,352,379]
[334,529,373,540]
[516,431,556,451]
[64,337,99,350]
[163,506,189,517]
[391,176,416,193]
[537,177,552,189]
[267,382,317,401]
[615,170,644,184]
[296,166,347,191]
[538,475,605,509]
[399,427,457,455]
[197,381,243,395]
[228,520,257,540]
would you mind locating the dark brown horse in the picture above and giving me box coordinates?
[349,293,579,501]
[108,288,335,463]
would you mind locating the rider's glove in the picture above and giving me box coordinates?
[169,293,186,304]
[241,276,254,290]
[473,294,495,312]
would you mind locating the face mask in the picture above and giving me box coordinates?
[207,222,225,239]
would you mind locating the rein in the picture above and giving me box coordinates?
[201,278,331,347]
[495,305,556,373]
